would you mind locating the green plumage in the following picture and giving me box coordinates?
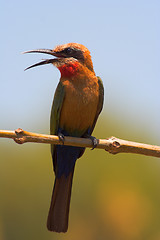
[50,81,65,156]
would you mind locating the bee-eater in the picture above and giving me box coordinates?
[24,43,104,233]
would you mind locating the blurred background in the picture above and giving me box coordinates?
[0,0,160,239]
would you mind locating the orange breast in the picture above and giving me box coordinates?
[59,74,99,137]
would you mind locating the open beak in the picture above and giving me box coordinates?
[22,49,60,71]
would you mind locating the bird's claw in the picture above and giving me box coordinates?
[58,133,65,145]
[90,136,98,150]
[84,134,98,150]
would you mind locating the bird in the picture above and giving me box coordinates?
[24,43,104,233]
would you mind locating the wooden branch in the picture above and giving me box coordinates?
[0,128,160,158]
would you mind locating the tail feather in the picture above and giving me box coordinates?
[47,168,74,232]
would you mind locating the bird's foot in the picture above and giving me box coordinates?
[58,133,65,145]
[84,134,98,150]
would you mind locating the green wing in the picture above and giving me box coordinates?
[90,76,104,134]
[50,81,65,156]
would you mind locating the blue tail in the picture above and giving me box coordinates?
[56,144,83,178]
[55,128,84,178]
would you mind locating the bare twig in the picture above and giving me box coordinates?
[0,128,160,158]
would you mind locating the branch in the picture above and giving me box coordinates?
[0,128,160,158]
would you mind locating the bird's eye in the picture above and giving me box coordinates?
[64,47,73,54]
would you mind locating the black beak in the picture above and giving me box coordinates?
[22,49,59,71]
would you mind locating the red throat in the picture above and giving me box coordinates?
[58,62,79,78]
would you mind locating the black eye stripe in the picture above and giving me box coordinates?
[65,48,72,54]
[62,47,73,54]
[60,47,84,62]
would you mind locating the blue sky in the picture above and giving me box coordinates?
[1,0,160,143]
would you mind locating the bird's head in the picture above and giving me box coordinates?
[23,43,94,77]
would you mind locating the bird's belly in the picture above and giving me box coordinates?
[59,82,99,136]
